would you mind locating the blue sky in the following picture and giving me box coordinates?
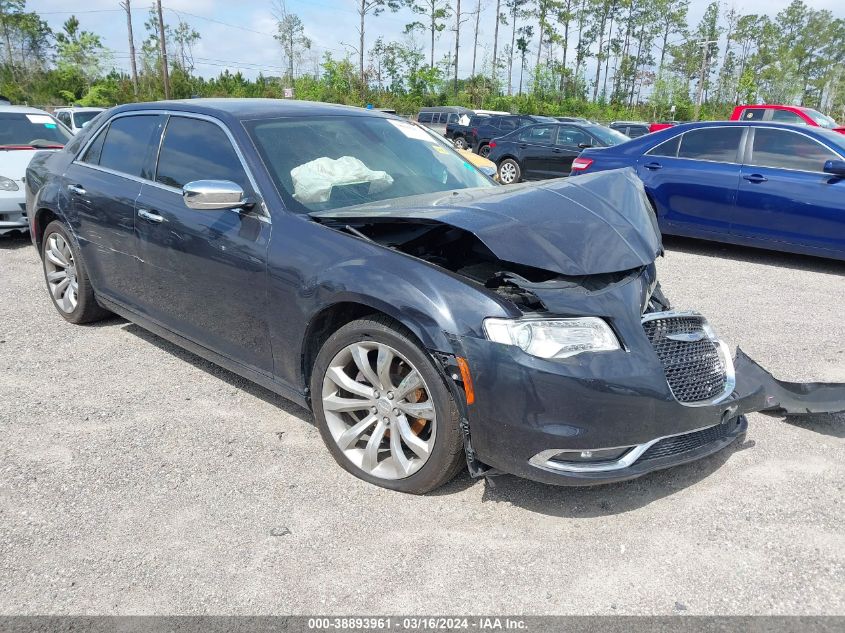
[28,0,845,87]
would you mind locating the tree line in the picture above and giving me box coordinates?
[0,0,842,123]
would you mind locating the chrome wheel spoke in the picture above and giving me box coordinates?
[52,277,70,300]
[397,400,435,420]
[46,242,68,267]
[394,370,422,400]
[350,344,381,390]
[389,423,412,476]
[396,415,430,459]
[362,419,388,473]
[323,393,373,413]
[376,345,395,391]
[47,270,67,283]
[326,365,374,400]
[336,414,378,451]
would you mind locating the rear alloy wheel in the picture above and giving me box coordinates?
[453,136,468,150]
[41,221,110,324]
[478,144,491,158]
[498,159,521,184]
[311,317,464,493]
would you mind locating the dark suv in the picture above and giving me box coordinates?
[25,99,844,494]
[473,114,556,156]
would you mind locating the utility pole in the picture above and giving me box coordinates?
[454,0,461,97]
[694,39,717,121]
[156,0,171,99]
[120,0,139,98]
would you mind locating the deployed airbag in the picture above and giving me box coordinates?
[291,156,393,203]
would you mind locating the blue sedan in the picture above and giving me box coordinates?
[571,121,845,261]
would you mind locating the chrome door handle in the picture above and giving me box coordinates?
[137,208,164,223]
[67,184,86,195]
[644,162,662,170]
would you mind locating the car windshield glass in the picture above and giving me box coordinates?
[0,113,71,147]
[72,110,101,127]
[587,125,630,145]
[804,109,838,129]
[244,115,494,213]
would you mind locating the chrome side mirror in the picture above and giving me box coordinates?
[183,180,247,210]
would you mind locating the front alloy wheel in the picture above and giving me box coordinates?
[498,159,521,184]
[311,317,465,493]
[322,341,436,480]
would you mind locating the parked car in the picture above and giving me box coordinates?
[731,104,845,134]
[415,106,474,136]
[26,100,845,493]
[649,121,680,133]
[487,121,630,183]
[0,105,71,236]
[555,116,591,123]
[572,121,845,260]
[609,121,651,138]
[54,107,106,134]
[412,120,499,180]
[473,114,557,157]
[445,113,490,150]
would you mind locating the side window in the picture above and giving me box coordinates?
[519,125,555,143]
[417,112,433,123]
[447,113,459,123]
[499,118,518,132]
[750,128,839,172]
[677,127,743,162]
[57,112,70,126]
[770,109,806,125]
[97,115,164,178]
[556,125,591,147]
[740,108,766,121]
[80,126,107,165]
[155,116,248,190]
[647,135,681,158]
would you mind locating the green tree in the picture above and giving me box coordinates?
[55,16,105,91]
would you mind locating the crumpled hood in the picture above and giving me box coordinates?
[312,167,662,276]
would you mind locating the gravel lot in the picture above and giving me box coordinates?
[1,231,843,616]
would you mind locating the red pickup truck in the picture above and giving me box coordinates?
[730,104,845,134]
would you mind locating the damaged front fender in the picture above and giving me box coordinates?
[733,348,845,416]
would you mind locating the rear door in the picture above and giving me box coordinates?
[515,124,557,179]
[62,113,165,306]
[733,127,845,256]
[134,114,273,373]
[551,125,592,176]
[636,126,745,237]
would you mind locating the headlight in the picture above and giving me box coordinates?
[483,317,620,359]
[0,176,19,191]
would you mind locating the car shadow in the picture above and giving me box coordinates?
[783,412,845,438]
[120,321,312,420]
[464,438,757,517]
[0,233,31,250]
[662,235,845,276]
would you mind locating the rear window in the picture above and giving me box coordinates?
[85,115,164,178]
[647,135,681,158]
[678,127,743,162]
[738,108,766,121]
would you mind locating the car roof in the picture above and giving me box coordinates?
[55,106,105,112]
[0,105,55,115]
[113,98,400,121]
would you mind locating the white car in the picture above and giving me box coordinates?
[0,106,72,235]
[53,107,105,135]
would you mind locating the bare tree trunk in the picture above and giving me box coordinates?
[471,0,481,76]
[591,14,606,101]
[454,0,461,95]
[156,0,171,99]
[601,13,613,99]
[430,12,436,68]
[491,0,501,86]
[507,5,517,96]
[359,2,366,84]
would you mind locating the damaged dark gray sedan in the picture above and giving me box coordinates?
[25,100,845,493]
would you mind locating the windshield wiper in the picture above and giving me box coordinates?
[0,143,64,150]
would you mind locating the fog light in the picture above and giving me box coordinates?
[549,447,631,464]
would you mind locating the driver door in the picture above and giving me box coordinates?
[134,114,274,374]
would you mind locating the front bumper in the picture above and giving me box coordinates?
[0,188,28,235]
[459,334,845,486]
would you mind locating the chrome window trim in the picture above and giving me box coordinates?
[528,420,732,474]
[72,109,270,222]
[641,310,736,409]
[744,127,845,176]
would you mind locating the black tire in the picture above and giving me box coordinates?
[310,315,465,494]
[478,143,491,158]
[498,158,522,184]
[41,220,110,324]
[453,136,468,150]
